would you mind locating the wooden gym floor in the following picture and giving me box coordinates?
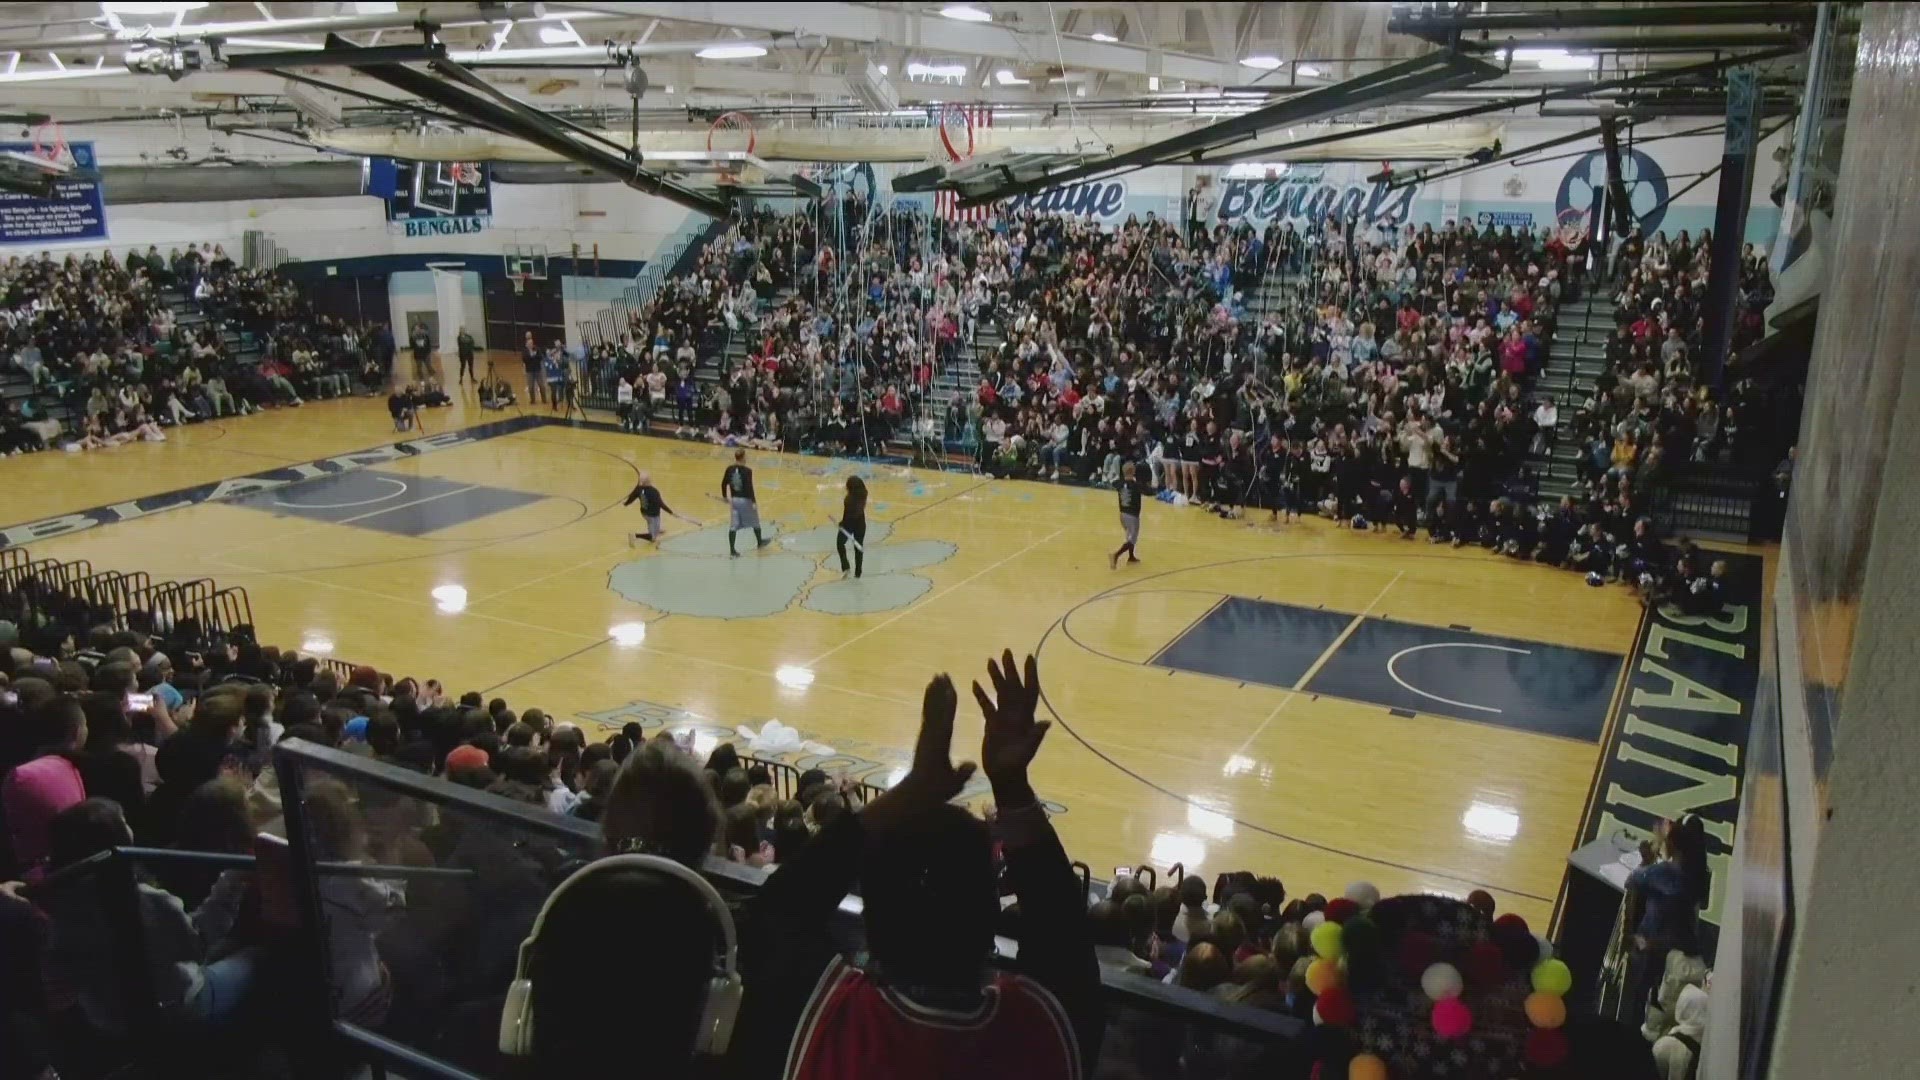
[3,393,1692,925]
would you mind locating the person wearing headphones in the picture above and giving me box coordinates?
[733,650,1103,1080]
[500,743,737,1076]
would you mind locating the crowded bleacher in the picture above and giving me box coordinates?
[592,194,1767,605]
[3,245,424,454]
[0,200,1759,1080]
[0,550,1707,1079]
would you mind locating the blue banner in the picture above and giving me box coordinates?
[0,141,106,245]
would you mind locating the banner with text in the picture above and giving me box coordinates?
[0,141,107,246]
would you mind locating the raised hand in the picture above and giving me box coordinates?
[972,649,1050,808]
[866,675,979,833]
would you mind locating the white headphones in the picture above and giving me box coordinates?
[498,853,742,1058]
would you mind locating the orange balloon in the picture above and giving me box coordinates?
[1349,1052,1389,1080]
[1307,957,1342,996]
[1525,991,1568,1030]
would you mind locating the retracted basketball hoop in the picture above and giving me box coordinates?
[1556,207,1590,245]
[937,104,975,163]
[29,119,71,167]
[706,111,757,156]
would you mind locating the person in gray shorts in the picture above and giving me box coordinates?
[1111,461,1143,569]
[721,447,769,557]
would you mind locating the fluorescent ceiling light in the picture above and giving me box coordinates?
[1537,54,1597,71]
[100,1,208,12]
[940,4,993,23]
[1147,75,1158,90]
[1510,47,1569,61]
[352,1,399,12]
[1297,63,1321,77]
[538,22,584,47]
[908,61,967,78]
[876,64,888,75]
[697,43,767,60]
[775,665,816,689]
[1239,55,1284,70]
[1090,32,1117,42]
[994,68,1028,86]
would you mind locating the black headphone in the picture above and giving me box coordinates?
[498,854,741,1057]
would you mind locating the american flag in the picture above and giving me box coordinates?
[936,105,994,223]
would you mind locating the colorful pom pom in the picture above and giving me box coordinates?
[1464,940,1507,987]
[1525,991,1568,1030]
[1465,888,1496,915]
[1534,933,1555,965]
[1531,958,1573,997]
[1304,910,1327,932]
[1315,984,1357,1027]
[1324,896,1361,924]
[1421,962,1464,1002]
[1432,997,1473,1039]
[1493,913,1530,936]
[1397,930,1437,980]
[1307,957,1342,996]
[1344,881,1381,909]
[1349,1053,1388,1080]
[1311,920,1345,959]
[1525,1026,1570,1067]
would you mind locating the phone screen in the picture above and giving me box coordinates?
[1114,866,1133,878]
[127,692,155,712]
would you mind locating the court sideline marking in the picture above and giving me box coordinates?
[1230,569,1403,756]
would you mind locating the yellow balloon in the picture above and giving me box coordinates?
[1349,1053,1388,1080]
[1306,957,1341,996]
[1311,920,1345,959]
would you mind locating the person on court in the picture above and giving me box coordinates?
[1110,462,1143,569]
[722,448,770,557]
[837,476,868,579]
[454,326,476,385]
[623,471,674,545]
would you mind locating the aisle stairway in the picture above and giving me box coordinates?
[1532,290,1614,501]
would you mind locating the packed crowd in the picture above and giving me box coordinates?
[1,245,434,455]
[0,587,1710,1080]
[597,195,1755,605]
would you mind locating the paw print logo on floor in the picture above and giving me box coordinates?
[608,520,957,619]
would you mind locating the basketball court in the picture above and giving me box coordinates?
[0,396,1709,926]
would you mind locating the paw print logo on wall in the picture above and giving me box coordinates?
[1556,147,1669,237]
[607,520,957,619]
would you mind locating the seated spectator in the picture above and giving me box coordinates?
[1,696,89,878]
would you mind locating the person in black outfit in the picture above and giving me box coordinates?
[1110,462,1143,569]
[623,471,677,545]
[1392,477,1420,539]
[520,331,545,404]
[409,321,433,381]
[837,476,868,579]
[721,448,768,557]
[455,326,476,385]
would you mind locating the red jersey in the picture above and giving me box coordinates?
[784,957,1080,1080]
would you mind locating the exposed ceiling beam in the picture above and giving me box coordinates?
[960,50,1503,205]
[551,2,1246,84]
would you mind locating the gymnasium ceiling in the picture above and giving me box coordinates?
[0,2,1815,123]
